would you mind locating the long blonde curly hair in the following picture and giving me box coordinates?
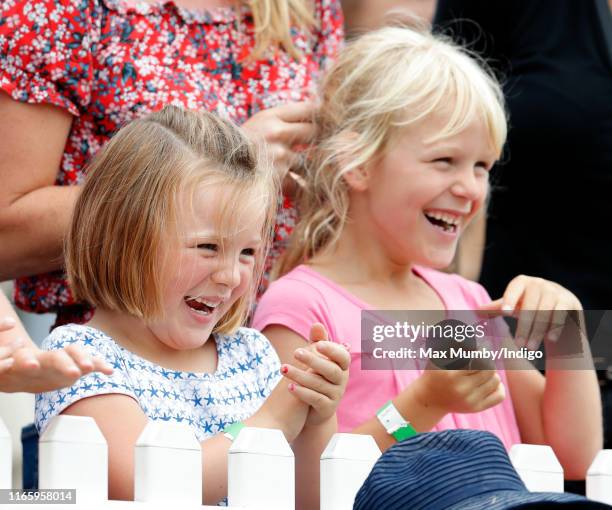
[276,25,507,277]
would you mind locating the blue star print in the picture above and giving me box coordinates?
[35,324,281,442]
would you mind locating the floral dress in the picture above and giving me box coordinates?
[0,0,343,326]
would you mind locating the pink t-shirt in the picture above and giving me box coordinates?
[252,264,522,450]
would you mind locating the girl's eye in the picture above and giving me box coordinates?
[197,243,218,252]
[475,161,492,172]
[433,157,452,166]
[241,248,256,257]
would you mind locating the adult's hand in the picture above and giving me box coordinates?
[242,101,317,185]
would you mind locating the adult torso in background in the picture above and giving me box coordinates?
[0,0,343,316]
[435,0,612,308]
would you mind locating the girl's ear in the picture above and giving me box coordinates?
[342,164,370,192]
[337,130,371,192]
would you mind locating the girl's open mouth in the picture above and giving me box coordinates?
[424,211,460,234]
[184,296,219,315]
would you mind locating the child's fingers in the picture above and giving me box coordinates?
[314,341,351,371]
[514,285,541,348]
[0,357,15,374]
[294,347,344,385]
[547,307,568,343]
[527,301,554,351]
[43,350,81,378]
[0,317,16,332]
[287,381,332,411]
[309,323,329,343]
[475,381,506,412]
[63,344,95,372]
[502,276,528,312]
[476,298,507,318]
[283,365,335,400]
[13,348,41,371]
[91,356,114,375]
[0,338,24,359]
[464,369,497,389]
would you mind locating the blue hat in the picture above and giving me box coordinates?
[354,429,611,510]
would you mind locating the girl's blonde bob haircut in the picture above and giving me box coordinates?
[66,105,278,334]
[277,25,508,276]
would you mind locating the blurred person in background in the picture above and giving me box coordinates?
[342,0,435,36]
[433,0,612,473]
[0,0,343,329]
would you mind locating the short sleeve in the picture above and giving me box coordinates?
[0,0,99,115]
[35,325,137,434]
[238,328,282,397]
[252,276,332,342]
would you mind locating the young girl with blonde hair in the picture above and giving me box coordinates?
[253,26,602,480]
[35,105,349,506]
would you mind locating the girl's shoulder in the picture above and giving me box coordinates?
[256,265,338,316]
[414,266,493,308]
[43,323,117,352]
[216,327,278,359]
[267,264,335,296]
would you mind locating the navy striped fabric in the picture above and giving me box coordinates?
[354,430,611,510]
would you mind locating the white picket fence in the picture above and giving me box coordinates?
[1,415,612,509]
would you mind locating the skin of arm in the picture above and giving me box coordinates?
[504,333,602,480]
[453,206,486,281]
[0,92,80,280]
[61,375,313,505]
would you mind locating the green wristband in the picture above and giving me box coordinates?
[223,422,246,442]
[376,401,418,442]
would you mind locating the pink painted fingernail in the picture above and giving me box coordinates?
[288,383,296,392]
[281,365,289,375]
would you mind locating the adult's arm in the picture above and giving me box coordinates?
[0,92,80,280]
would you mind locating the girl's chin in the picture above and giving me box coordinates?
[417,249,457,271]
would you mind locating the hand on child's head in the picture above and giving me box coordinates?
[242,101,317,181]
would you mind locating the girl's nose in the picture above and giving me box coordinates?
[451,166,486,201]
[212,258,241,289]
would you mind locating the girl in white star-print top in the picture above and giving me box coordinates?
[35,105,350,508]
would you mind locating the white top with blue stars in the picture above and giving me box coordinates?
[35,324,282,440]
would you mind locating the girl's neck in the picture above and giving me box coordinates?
[307,202,445,310]
[87,308,218,372]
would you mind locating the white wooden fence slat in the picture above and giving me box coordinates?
[0,417,11,489]
[38,415,108,502]
[134,421,202,504]
[587,449,612,504]
[320,433,381,510]
[228,427,294,510]
[509,443,564,493]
